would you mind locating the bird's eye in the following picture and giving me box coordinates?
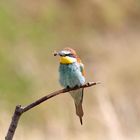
[66,53,75,58]
[65,53,71,56]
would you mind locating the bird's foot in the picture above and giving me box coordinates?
[85,82,90,86]
[74,85,80,88]
[66,86,70,89]
[66,85,79,89]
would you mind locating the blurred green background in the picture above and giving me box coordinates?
[1,0,140,140]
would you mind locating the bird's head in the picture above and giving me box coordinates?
[54,48,80,64]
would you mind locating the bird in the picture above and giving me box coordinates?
[54,48,85,125]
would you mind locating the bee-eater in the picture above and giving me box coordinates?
[54,48,85,125]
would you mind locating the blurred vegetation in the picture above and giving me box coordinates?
[0,0,140,140]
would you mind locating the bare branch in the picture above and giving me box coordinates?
[5,82,100,140]
[5,105,23,140]
[22,82,99,112]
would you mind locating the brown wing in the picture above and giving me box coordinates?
[79,62,85,76]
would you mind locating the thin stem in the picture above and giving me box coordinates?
[22,82,99,113]
[5,81,100,140]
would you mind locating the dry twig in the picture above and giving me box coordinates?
[5,82,100,140]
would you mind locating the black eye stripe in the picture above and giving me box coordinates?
[65,54,75,58]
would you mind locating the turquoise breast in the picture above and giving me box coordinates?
[59,62,85,88]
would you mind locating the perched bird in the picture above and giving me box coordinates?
[54,48,85,125]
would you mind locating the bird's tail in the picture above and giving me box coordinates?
[75,101,84,125]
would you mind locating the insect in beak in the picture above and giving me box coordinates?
[53,51,58,56]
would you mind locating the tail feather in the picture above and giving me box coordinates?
[70,88,84,125]
[75,101,84,125]
[80,116,83,125]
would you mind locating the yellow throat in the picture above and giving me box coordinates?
[60,56,76,64]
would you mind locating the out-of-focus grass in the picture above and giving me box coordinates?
[0,48,31,104]
[0,0,140,140]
